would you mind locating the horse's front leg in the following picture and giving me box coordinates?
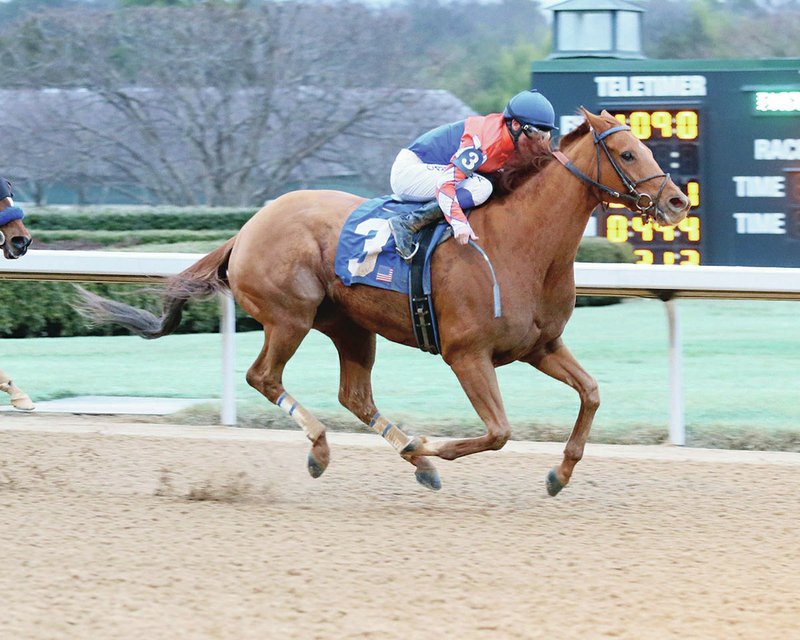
[423,352,512,460]
[527,339,599,497]
[0,369,35,411]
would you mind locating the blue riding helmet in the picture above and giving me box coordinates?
[0,178,12,201]
[503,90,557,131]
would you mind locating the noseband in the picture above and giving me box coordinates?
[552,124,669,222]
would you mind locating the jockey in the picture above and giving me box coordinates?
[388,89,557,260]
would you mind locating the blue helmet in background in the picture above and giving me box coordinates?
[503,90,557,131]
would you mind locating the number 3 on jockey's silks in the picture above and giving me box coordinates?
[347,218,392,277]
[452,145,487,176]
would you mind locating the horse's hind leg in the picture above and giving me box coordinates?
[357,350,512,480]
[0,369,34,411]
[246,325,331,478]
[323,317,441,491]
[528,339,600,497]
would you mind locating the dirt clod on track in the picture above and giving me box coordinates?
[1,413,798,639]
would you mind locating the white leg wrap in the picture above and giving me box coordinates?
[276,392,325,441]
[369,413,412,452]
[0,381,35,411]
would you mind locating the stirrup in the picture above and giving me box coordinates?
[396,242,419,262]
[388,217,419,261]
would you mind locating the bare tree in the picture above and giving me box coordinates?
[0,4,472,205]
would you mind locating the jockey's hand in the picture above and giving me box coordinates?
[453,224,478,245]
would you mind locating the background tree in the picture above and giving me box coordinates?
[0,3,472,205]
[644,0,800,58]
[1,0,799,205]
[402,0,551,112]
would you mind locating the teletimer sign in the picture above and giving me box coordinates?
[532,59,800,267]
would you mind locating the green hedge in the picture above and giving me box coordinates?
[24,206,255,232]
[34,229,238,247]
[3,204,636,337]
[576,236,635,264]
[0,281,261,338]
[575,236,635,307]
[1,237,634,338]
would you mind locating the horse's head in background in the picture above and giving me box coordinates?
[556,109,691,227]
[0,178,32,259]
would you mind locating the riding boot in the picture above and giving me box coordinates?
[388,201,443,261]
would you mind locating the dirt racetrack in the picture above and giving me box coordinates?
[1,413,798,639]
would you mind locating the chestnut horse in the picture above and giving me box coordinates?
[76,109,691,495]
[0,177,34,410]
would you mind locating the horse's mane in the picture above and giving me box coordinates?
[493,119,590,197]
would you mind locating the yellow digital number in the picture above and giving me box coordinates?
[663,252,676,265]
[677,216,701,241]
[654,222,676,241]
[686,181,700,207]
[630,216,653,241]
[606,214,629,243]
[629,111,652,140]
[679,249,701,265]
[613,113,627,127]
[651,111,673,138]
[634,249,654,265]
[676,111,698,140]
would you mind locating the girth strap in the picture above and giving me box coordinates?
[408,224,441,355]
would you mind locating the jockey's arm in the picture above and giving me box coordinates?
[434,134,484,243]
[435,164,470,226]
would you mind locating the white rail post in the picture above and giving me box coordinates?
[664,298,686,445]
[220,292,237,426]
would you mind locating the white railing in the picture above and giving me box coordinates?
[2,250,800,442]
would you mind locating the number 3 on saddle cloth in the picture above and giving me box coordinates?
[334,196,458,355]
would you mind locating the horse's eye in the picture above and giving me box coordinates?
[621,151,635,162]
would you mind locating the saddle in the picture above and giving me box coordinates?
[334,196,448,354]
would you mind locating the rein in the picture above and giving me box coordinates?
[552,124,669,221]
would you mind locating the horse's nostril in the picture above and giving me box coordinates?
[12,236,31,252]
[670,196,689,211]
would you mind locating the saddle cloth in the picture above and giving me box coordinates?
[334,196,448,295]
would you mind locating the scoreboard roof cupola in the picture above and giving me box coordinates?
[548,0,645,60]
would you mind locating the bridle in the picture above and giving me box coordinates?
[552,124,670,222]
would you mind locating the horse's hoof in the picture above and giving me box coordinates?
[400,435,427,456]
[11,394,34,411]
[307,452,327,479]
[546,469,565,497]
[415,468,442,491]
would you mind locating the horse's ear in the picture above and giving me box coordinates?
[580,106,609,134]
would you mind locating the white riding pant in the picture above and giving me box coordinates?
[389,149,493,208]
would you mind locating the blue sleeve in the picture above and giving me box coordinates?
[407,121,466,165]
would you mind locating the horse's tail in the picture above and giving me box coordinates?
[75,237,236,340]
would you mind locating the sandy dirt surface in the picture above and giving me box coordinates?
[1,413,798,639]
